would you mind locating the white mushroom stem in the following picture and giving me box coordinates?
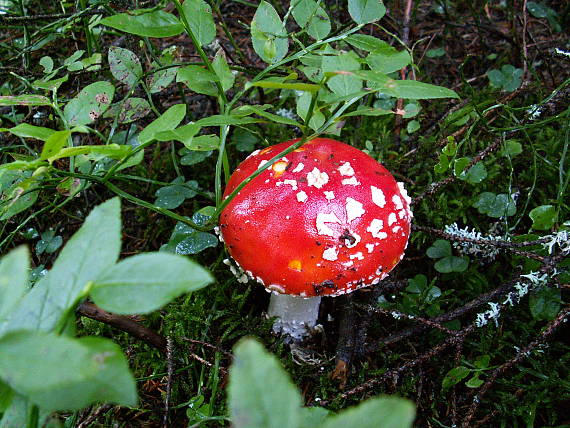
[267,293,322,342]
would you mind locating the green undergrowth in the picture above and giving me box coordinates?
[0,0,569,427]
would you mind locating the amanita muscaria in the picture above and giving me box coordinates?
[219,138,412,340]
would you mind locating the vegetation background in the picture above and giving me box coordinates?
[0,0,568,427]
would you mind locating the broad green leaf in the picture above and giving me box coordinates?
[341,107,393,117]
[0,331,136,410]
[148,66,178,93]
[327,74,362,97]
[32,75,69,91]
[196,114,258,127]
[322,52,361,72]
[63,81,115,126]
[463,162,487,184]
[177,65,219,96]
[180,149,212,165]
[212,50,235,92]
[229,339,302,428]
[291,0,331,40]
[233,105,303,127]
[465,376,484,388]
[101,10,183,38]
[251,2,288,64]
[529,205,557,230]
[47,144,132,162]
[39,56,54,73]
[251,80,320,92]
[366,50,411,74]
[426,48,446,58]
[502,140,523,157]
[434,256,468,273]
[104,97,152,123]
[407,119,420,133]
[154,177,198,209]
[0,247,29,321]
[35,230,62,255]
[108,47,143,88]
[187,134,220,151]
[90,252,213,314]
[426,240,452,259]
[442,366,470,390]
[181,0,216,46]
[354,71,459,99]
[474,355,490,369]
[154,123,202,146]
[0,198,121,336]
[348,0,386,24]
[473,192,516,217]
[162,213,218,255]
[299,407,329,428]
[0,95,51,106]
[1,123,55,141]
[40,130,71,160]
[0,173,40,221]
[322,396,415,428]
[139,104,186,144]
[529,287,561,320]
[345,34,393,54]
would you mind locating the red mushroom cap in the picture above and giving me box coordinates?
[219,138,412,297]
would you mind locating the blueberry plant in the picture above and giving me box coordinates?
[0,0,568,427]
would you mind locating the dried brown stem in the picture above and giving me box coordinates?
[77,302,167,352]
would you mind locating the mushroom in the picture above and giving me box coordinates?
[219,138,412,341]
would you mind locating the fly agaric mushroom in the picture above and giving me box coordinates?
[219,138,412,341]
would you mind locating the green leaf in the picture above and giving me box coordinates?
[115,97,151,123]
[148,66,178,94]
[1,123,56,141]
[35,229,63,255]
[155,123,202,147]
[426,240,452,259]
[348,0,386,24]
[139,104,186,144]
[229,338,302,428]
[529,287,561,321]
[327,74,362,97]
[212,50,235,92]
[47,144,132,162]
[473,192,516,217]
[426,48,445,58]
[406,119,420,133]
[234,105,303,127]
[321,396,415,428]
[251,2,288,64]
[40,130,71,160]
[0,95,51,107]
[63,81,115,126]
[101,10,183,38]
[162,215,218,255]
[353,71,459,99]
[0,199,121,336]
[90,252,213,314]
[435,256,468,273]
[39,56,54,73]
[196,115,259,127]
[0,172,40,221]
[187,134,220,151]
[486,65,523,92]
[442,366,470,390]
[474,355,490,369]
[366,50,411,74]
[529,205,557,230]
[177,65,219,96]
[251,80,320,93]
[0,331,136,410]
[0,247,29,321]
[341,107,393,118]
[181,0,216,46]
[291,0,331,40]
[154,176,198,209]
[108,47,143,89]
[465,376,484,388]
[501,140,523,157]
[299,407,329,428]
[345,34,393,54]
